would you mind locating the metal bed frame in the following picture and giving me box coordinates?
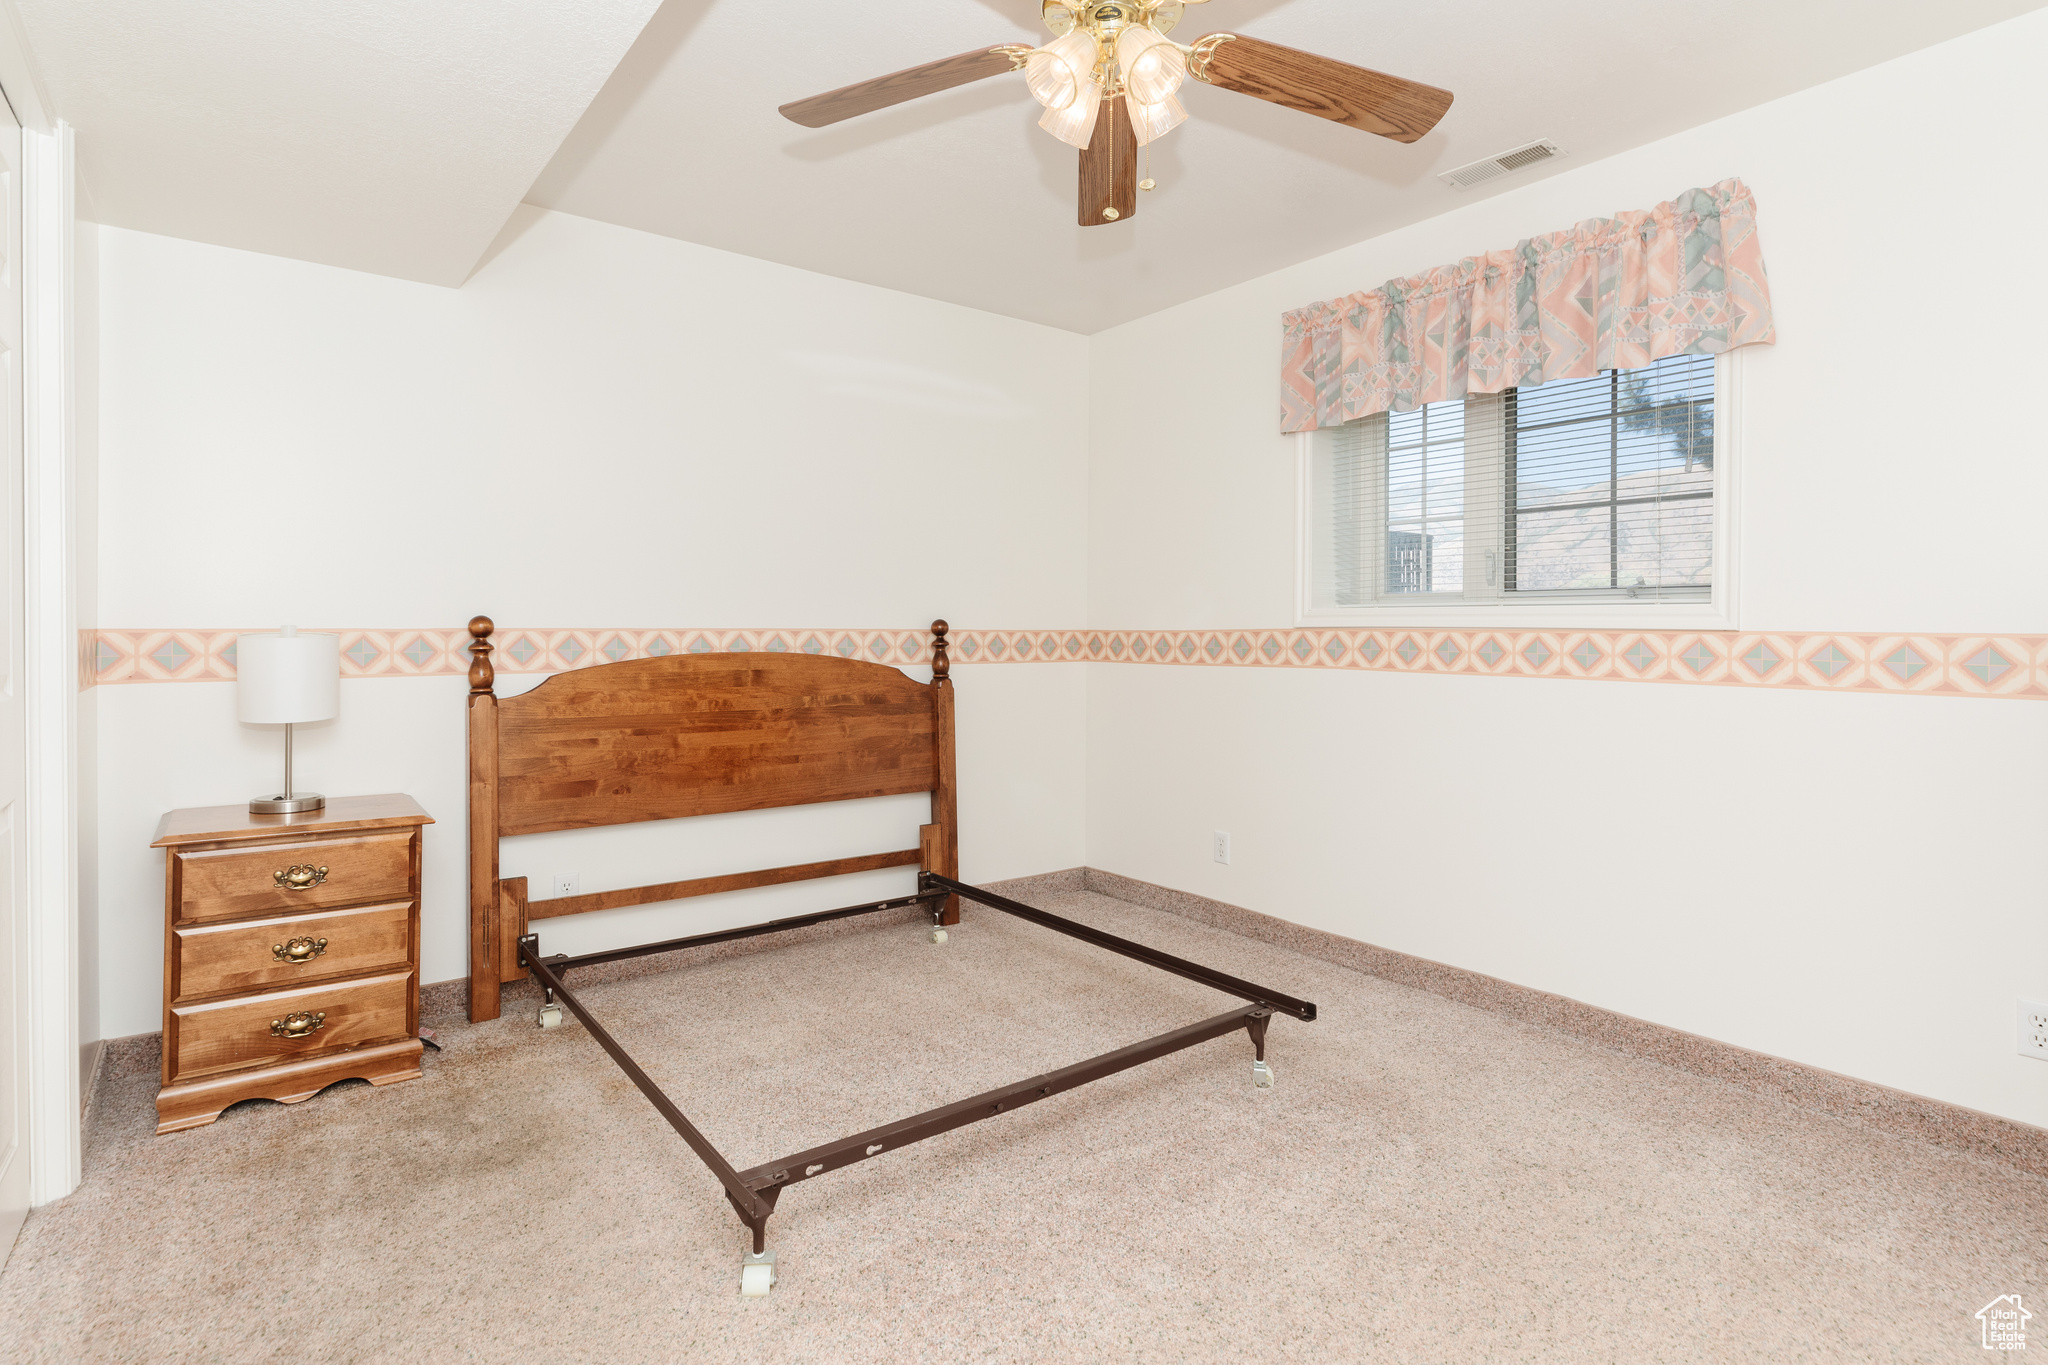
[463,616,1314,1295]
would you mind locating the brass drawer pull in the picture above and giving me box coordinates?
[274,864,328,891]
[272,936,328,964]
[270,1011,327,1039]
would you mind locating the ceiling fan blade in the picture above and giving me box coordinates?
[1191,34,1452,143]
[1078,98,1137,227]
[780,47,1022,128]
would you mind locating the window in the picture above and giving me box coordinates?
[1304,351,1733,626]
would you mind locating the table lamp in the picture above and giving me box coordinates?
[237,625,339,813]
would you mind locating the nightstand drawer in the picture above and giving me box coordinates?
[171,901,414,1002]
[167,970,414,1083]
[173,832,413,922]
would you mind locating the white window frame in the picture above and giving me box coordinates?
[1295,348,1742,632]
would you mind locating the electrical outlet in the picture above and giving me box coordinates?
[2022,1000,2048,1061]
[552,872,579,898]
[1212,830,1231,865]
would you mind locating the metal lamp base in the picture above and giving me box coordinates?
[250,793,325,814]
[252,721,323,814]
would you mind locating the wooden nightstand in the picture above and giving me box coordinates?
[150,794,434,1134]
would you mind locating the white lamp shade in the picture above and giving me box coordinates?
[237,627,339,724]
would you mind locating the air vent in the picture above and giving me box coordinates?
[1438,139,1563,191]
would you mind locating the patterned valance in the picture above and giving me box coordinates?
[1279,177,1775,433]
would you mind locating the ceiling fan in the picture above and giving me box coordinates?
[779,1,1453,227]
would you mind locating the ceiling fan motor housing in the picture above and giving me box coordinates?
[1083,3,1138,35]
[1046,1,1183,53]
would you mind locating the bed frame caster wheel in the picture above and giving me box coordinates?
[538,1003,562,1030]
[929,925,948,945]
[1252,1059,1274,1088]
[740,1249,776,1297]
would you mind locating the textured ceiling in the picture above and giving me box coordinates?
[21,0,2046,321]
[17,0,664,285]
[529,0,2048,332]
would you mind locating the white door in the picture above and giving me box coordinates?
[0,91,29,1254]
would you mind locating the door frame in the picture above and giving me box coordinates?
[0,4,82,1209]
[22,115,78,1207]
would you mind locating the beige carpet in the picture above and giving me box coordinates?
[2,888,2042,1363]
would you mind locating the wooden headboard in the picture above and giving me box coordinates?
[463,618,958,1021]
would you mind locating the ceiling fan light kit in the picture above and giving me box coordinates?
[1127,90,1188,147]
[1040,83,1103,149]
[778,1,1454,228]
[1026,29,1098,112]
[1115,24,1187,106]
[1033,30,1105,149]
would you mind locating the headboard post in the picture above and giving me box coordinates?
[929,619,960,925]
[467,615,503,1022]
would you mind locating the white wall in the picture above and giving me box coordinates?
[1086,12,2048,1126]
[91,207,1090,1039]
[88,11,2048,1130]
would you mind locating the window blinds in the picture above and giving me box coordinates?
[1322,351,1715,608]
[1505,353,1714,596]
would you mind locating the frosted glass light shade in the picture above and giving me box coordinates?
[1028,28,1100,110]
[237,625,339,724]
[1127,90,1188,146]
[1117,26,1186,105]
[1025,49,1078,109]
[1039,79,1103,148]
[1048,28,1099,82]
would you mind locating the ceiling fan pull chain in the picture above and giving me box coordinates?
[1140,138,1155,192]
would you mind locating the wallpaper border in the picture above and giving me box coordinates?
[83,627,2048,701]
